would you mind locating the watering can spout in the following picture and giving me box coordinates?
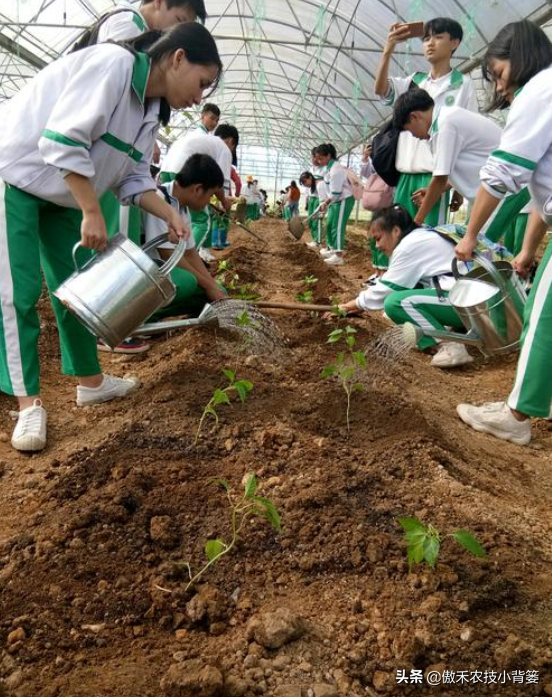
[402,322,483,349]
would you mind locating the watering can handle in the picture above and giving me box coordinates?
[451,251,507,291]
[141,233,187,277]
[71,242,93,271]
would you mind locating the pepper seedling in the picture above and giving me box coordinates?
[398,517,486,570]
[296,275,318,303]
[195,368,253,444]
[183,474,281,591]
[320,326,367,431]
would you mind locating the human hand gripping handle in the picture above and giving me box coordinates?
[80,210,108,251]
[164,204,191,244]
[455,237,477,262]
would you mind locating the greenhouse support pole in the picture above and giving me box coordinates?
[273,149,280,207]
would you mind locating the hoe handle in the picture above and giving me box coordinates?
[254,301,336,312]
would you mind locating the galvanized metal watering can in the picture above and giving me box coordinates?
[54,233,186,349]
[404,252,527,357]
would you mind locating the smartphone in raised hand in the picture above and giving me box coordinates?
[400,21,425,39]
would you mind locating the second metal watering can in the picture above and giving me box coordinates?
[404,252,527,357]
[54,233,186,349]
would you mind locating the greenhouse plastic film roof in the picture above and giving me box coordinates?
[0,0,550,165]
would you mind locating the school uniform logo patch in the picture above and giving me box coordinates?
[445,95,455,106]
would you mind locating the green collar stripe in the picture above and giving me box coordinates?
[412,71,428,86]
[132,11,148,32]
[131,52,151,104]
[159,171,177,183]
[380,279,408,291]
[450,69,464,89]
[42,129,88,149]
[197,123,208,133]
[101,133,143,162]
[492,149,537,171]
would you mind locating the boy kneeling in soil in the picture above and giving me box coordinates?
[142,153,227,318]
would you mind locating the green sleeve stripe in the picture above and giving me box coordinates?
[380,280,408,292]
[159,171,177,183]
[101,133,143,163]
[42,129,89,149]
[491,150,537,171]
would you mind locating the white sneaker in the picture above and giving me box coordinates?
[319,247,334,258]
[199,248,216,263]
[11,399,47,451]
[324,253,344,266]
[457,402,531,445]
[77,374,140,407]
[306,241,319,248]
[431,342,474,368]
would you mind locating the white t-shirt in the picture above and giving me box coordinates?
[431,106,502,201]
[160,132,231,194]
[356,227,457,311]
[142,181,196,257]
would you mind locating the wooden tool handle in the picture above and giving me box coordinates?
[254,301,335,312]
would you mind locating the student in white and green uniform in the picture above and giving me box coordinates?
[392,91,530,239]
[299,171,320,248]
[160,124,237,262]
[244,177,259,220]
[374,17,478,247]
[142,154,227,317]
[86,0,207,246]
[335,206,473,369]
[315,143,355,266]
[0,24,222,451]
[455,20,552,445]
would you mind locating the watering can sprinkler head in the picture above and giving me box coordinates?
[402,322,484,351]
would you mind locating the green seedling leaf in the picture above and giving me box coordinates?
[345,326,357,335]
[353,383,364,392]
[353,351,367,368]
[236,310,252,327]
[346,335,356,349]
[205,538,226,562]
[423,536,440,568]
[213,389,231,406]
[208,478,231,492]
[222,368,236,382]
[341,366,355,381]
[398,517,426,533]
[328,329,343,343]
[321,365,337,378]
[304,275,318,286]
[253,496,281,532]
[451,531,486,558]
[244,473,257,499]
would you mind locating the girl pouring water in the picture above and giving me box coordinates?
[0,23,222,451]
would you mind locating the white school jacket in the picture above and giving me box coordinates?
[479,65,552,220]
[356,227,456,311]
[0,44,159,209]
[97,3,148,43]
[324,160,353,203]
[159,132,231,195]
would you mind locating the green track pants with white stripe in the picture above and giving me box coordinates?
[507,239,552,418]
[326,196,355,252]
[383,288,464,351]
[307,196,322,244]
[191,207,212,248]
[0,180,100,397]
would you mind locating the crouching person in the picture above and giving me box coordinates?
[143,153,227,317]
[333,205,473,368]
